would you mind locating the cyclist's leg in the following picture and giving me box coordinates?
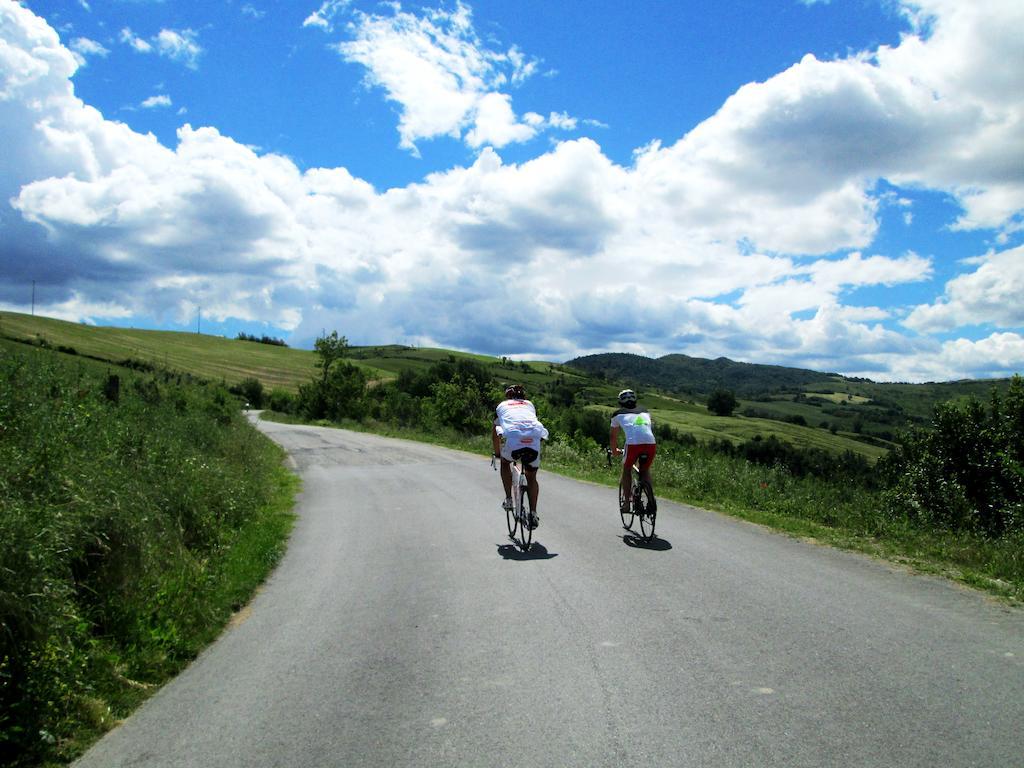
[499,458,513,499]
[623,444,650,509]
[637,445,657,510]
[498,440,514,502]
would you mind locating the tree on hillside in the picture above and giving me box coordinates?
[314,331,349,382]
[881,375,1024,536]
[707,389,739,416]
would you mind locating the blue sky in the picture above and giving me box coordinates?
[2,0,1022,381]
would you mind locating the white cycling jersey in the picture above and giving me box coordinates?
[495,398,548,465]
[610,407,656,445]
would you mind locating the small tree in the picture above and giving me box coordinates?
[298,361,366,422]
[707,389,738,417]
[314,331,349,382]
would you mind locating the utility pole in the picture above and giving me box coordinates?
[197,306,201,335]
[31,280,35,316]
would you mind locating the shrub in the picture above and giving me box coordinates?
[267,388,296,414]
[707,389,738,416]
[881,375,1024,536]
[298,361,367,421]
[232,377,264,409]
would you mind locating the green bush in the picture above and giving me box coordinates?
[707,389,738,416]
[881,376,1024,537]
[233,377,264,409]
[267,387,296,414]
[297,361,367,421]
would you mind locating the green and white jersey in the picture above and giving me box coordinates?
[610,407,656,445]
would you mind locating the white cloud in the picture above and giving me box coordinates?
[872,333,1024,382]
[120,27,202,68]
[241,4,266,20]
[464,92,536,148]
[141,94,172,109]
[154,29,202,69]
[622,0,1024,255]
[547,112,577,131]
[1,0,1022,381]
[904,244,1024,332]
[303,0,351,30]
[332,1,559,152]
[70,37,109,59]
[938,333,1024,377]
[120,27,152,53]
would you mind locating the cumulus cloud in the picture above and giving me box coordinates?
[626,0,1024,254]
[69,37,109,60]
[141,94,172,109]
[1,0,1022,381]
[153,29,202,69]
[904,245,1024,332]
[120,27,152,53]
[120,26,202,68]
[326,1,556,152]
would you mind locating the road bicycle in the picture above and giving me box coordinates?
[492,448,537,551]
[618,451,656,540]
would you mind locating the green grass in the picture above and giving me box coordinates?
[0,344,299,766]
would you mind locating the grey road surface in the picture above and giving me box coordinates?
[75,416,1024,767]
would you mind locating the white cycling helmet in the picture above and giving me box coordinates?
[617,389,637,407]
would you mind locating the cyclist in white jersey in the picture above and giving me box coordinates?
[609,388,657,513]
[492,384,548,528]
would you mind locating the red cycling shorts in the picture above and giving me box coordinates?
[623,443,656,471]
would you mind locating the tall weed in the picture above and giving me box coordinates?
[0,347,295,766]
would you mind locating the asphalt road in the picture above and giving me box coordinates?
[75,416,1024,767]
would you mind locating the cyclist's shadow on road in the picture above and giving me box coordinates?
[496,542,558,561]
[621,533,672,551]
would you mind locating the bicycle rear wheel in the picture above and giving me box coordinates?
[636,480,656,539]
[517,480,532,550]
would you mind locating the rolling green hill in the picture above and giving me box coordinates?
[5,310,1014,462]
[568,351,837,396]
[567,350,1016,440]
[0,311,325,391]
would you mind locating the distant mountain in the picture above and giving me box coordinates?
[565,352,842,397]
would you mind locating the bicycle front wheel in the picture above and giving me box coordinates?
[619,482,634,530]
[506,497,518,538]
[636,480,656,539]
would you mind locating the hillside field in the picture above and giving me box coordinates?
[4,310,1014,462]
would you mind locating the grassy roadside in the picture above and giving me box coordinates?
[261,411,1022,603]
[0,346,300,767]
[45,462,300,767]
